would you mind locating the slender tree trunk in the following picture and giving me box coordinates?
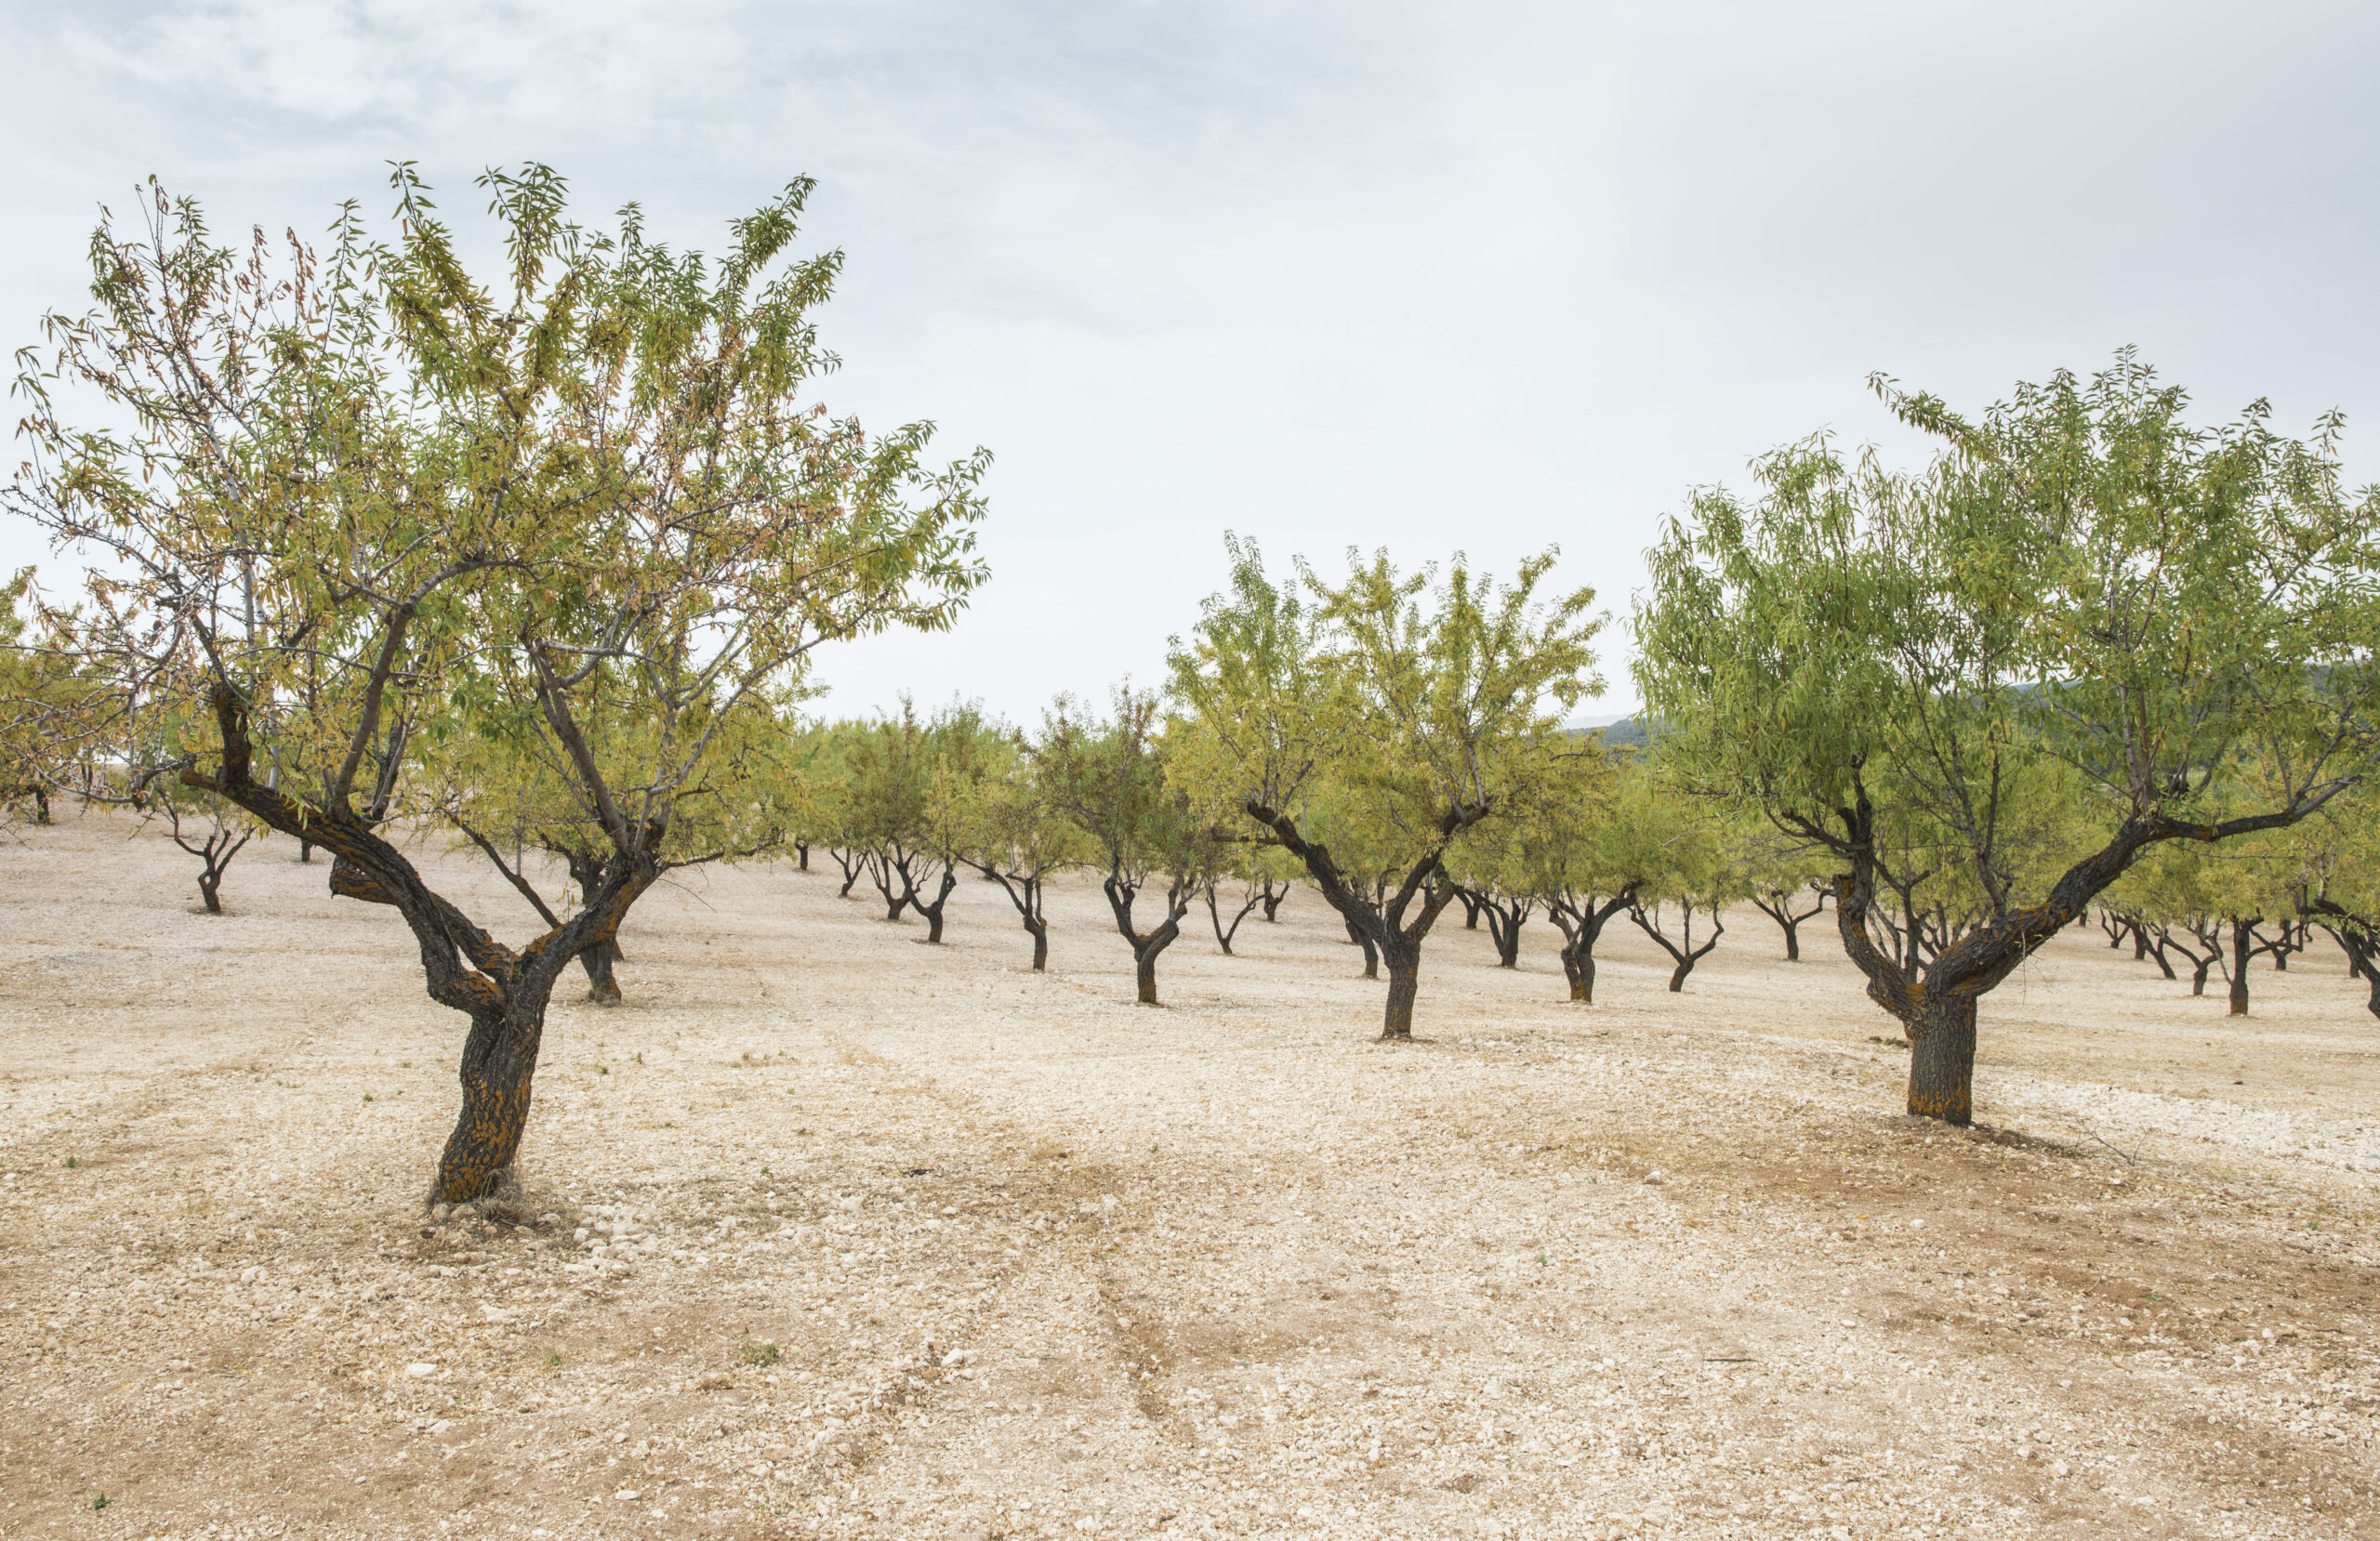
[1456,888,1484,929]
[1345,916,1379,978]
[914,864,958,942]
[1483,898,1528,968]
[2144,932,2177,981]
[2307,902,2380,1021]
[298,838,312,863]
[578,940,621,1004]
[1206,886,1234,955]
[2132,925,2150,961]
[1260,880,1289,922]
[1630,902,1723,992]
[1904,992,1978,1126]
[972,863,1051,971]
[875,852,910,921]
[834,849,866,899]
[796,841,810,873]
[198,868,224,914]
[1755,892,1822,961]
[2228,917,2258,1016]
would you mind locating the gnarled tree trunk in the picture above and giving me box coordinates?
[1546,888,1636,1004]
[912,863,959,942]
[1104,869,1192,1005]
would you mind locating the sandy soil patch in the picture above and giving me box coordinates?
[2,811,2375,1541]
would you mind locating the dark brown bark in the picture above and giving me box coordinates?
[2140,929,2178,981]
[796,841,810,872]
[1244,798,1469,1040]
[871,846,914,921]
[1344,915,1380,978]
[2226,916,2285,1015]
[1628,901,1725,992]
[832,848,868,898]
[1752,884,1825,962]
[1104,869,1194,1006]
[1204,881,1264,955]
[1259,878,1290,922]
[964,858,1053,970]
[2306,898,2380,1021]
[910,863,959,943]
[1545,889,1636,1003]
[579,940,622,1004]
[2150,921,2221,995]
[1479,893,1531,968]
[1454,887,1486,929]
[1905,992,1979,1125]
[1382,950,1422,1036]
[1813,763,2335,1127]
[165,807,249,915]
[188,681,657,1203]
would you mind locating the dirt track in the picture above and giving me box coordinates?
[2,811,2375,1541]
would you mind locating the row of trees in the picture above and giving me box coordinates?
[5,167,2376,1203]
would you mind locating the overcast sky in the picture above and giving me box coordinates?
[4,0,2376,723]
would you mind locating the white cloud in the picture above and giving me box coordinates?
[6,0,2378,720]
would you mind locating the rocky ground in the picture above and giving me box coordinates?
[1,810,2374,1541]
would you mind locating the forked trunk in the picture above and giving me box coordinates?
[1482,897,1528,968]
[1027,918,1049,971]
[1104,870,1188,1006]
[1260,880,1289,922]
[198,870,225,914]
[834,849,866,899]
[1456,889,1484,930]
[1904,991,1978,1126]
[914,864,958,942]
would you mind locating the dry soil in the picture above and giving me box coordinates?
[2,811,2375,1541]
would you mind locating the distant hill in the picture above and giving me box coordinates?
[1597,717,1651,748]
[1565,713,1652,748]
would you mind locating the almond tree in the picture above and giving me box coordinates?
[2295,794,2380,1021]
[1507,748,1650,1003]
[8,167,987,1200]
[1739,820,1831,962]
[1036,688,1218,1005]
[442,697,802,1001]
[1170,536,1602,1039]
[1624,785,1740,993]
[947,730,1082,970]
[1636,357,2380,1125]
